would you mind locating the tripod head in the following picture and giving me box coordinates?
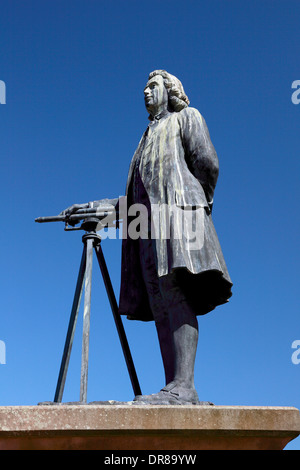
[35,207,119,232]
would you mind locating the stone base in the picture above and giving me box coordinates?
[0,405,299,450]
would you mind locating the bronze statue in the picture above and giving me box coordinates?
[60,70,233,404]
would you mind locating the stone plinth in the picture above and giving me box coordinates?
[0,405,299,450]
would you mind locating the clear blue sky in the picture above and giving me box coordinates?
[1,0,299,449]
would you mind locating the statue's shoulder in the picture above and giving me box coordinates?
[177,106,202,121]
[177,107,205,130]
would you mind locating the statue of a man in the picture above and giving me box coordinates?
[61,70,232,404]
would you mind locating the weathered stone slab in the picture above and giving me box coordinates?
[0,405,299,450]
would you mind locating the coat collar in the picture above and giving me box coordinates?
[148,109,171,122]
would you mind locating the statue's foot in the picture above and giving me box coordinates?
[133,382,213,405]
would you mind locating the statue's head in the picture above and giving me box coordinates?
[144,70,190,115]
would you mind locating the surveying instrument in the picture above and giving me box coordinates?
[35,207,141,403]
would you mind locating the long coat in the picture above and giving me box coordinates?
[118,107,232,321]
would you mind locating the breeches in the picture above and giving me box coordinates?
[139,238,197,327]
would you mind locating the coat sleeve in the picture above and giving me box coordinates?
[178,107,219,210]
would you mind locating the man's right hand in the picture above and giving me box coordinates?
[59,203,89,217]
[59,198,118,218]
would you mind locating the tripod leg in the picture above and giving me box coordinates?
[54,244,87,403]
[80,237,94,403]
[95,243,142,397]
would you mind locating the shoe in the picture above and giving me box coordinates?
[133,381,211,405]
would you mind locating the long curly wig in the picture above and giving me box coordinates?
[148,70,190,112]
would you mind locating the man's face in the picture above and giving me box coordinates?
[144,75,168,114]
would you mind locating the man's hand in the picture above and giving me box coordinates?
[59,203,89,217]
[59,199,118,218]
